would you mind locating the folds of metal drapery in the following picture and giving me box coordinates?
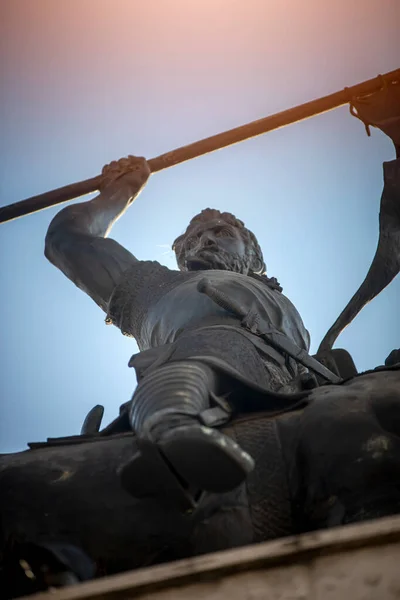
[318,79,400,356]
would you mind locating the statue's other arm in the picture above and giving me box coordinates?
[44,157,151,312]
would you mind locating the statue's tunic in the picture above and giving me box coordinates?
[106,261,310,391]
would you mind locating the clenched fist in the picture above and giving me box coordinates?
[100,156,151,196]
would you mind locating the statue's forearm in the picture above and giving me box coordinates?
[46,183,139,241]
[44,172,146,310]
[46,155,151,241]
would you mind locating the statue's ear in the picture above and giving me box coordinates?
[172,234,184,253]
[172,234,188,270]
[249,255,265,275]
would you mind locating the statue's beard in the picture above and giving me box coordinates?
[185,248,247,273]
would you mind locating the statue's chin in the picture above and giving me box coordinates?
[186,257,213,271]
[185,248,243,272]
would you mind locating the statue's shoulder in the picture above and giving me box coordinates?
[105,260,187,336]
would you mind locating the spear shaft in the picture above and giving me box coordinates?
[1,68,399,224]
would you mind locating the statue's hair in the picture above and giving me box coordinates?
[173,209,282,291]
[172,208,267,275]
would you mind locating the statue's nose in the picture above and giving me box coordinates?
[201,233,216,247]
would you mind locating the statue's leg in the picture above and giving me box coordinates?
[120,359,254,504]
[120,327,299,507]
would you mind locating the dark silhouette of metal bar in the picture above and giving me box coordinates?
[1,68,399,224]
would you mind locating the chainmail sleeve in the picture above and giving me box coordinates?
[105,261,185,346]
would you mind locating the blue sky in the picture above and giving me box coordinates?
[1,0,399,453]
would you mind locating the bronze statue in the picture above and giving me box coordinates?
[43,76,400,510]
[44,156,317,505]
[1,76,400,597]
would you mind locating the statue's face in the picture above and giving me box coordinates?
[178,218,250,273]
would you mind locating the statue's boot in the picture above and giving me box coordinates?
[119,360,254,504]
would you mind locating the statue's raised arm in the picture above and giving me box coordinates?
[44,156,151,311]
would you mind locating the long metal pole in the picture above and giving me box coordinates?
[1,68,399,224]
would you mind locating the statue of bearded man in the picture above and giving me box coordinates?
[45,156,313,507]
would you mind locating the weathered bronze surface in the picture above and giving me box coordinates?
[1,71,400,599]
[17,515,400,600]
